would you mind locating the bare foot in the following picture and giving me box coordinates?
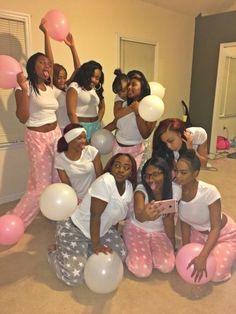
[48,243,56,252]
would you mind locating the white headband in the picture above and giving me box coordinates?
[64,128,87,143]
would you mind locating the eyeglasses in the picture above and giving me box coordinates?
[143,171,163,180]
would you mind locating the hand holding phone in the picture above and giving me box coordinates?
[154,199,178,214]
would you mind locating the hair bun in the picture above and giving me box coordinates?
[114,68,122,76]
[182,149,196,159]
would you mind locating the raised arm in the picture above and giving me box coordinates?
[15,72,29,124]
[39,18,54,66]
[64,33,81,85]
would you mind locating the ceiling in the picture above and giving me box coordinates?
[141,0,236,17]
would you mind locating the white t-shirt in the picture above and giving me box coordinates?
[67,82,99,118]
[71,172,134,238]
[116,101,143,145]
[178,180,221,231]
[55,145,98,200]
[130,182,182,232]
[54,87,70,129]
[16,82,59,127]
[114,94,125,102]
[174,127,207,160]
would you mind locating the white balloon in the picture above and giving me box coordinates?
[84,252,124,294]
[149,81,165,99]
[91,129,114,155]
[40,183,77,221]
[138,95,165,122]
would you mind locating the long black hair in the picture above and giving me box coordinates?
[141,157,173,202]
[126,70,150,105]
[26,52,51,95]
[152,118,188,171]
[112,68,128,94]
[73,60,104,100]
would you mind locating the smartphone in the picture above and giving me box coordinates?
[154,199,178,214]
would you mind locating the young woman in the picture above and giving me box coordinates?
[123,157,181,278]
[55,123,103,202]
[48,153,137,286]
[152,118,208,171]
[176,149,236,283]
[112,70,157,170]
[39,19,80,130]
[10,51,61,229]
[66,60,105,142]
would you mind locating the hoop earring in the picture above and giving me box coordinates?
[95,83,102,91]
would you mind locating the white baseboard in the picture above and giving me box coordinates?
[0,193,22,205]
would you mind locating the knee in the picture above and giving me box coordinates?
[154,258,175,273]
[126,257,152,278]
[48,252,84,286]
[211,271,231,282]
[158,262,175,273]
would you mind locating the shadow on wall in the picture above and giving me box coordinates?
[0,33,28,203]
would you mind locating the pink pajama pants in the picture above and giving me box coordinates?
[112,141,145,170]
[11,126,62,229]
[123,222,175,278]
[190,214,236,282]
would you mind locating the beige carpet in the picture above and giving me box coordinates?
[0,154,236,314]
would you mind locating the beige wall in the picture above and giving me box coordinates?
[0,0,195,203]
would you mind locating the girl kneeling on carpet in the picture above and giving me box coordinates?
[48,153,137,286]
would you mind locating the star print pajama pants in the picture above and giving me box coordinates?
[11,126,61,229]
[48,218,127,286]
[123,222,175,278]
[190,214,236,282]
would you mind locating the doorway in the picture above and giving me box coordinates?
[210,42,236,154]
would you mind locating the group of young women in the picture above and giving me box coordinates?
[6,20,236,287]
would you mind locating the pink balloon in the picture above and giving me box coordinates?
[44,10,69,41]
[0,55,22,89]
[0,214,24,245]
[175,243,216,285]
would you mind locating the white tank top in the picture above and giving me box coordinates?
[116,101,143,145]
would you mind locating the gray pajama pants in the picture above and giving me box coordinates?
[48,218,127,286]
